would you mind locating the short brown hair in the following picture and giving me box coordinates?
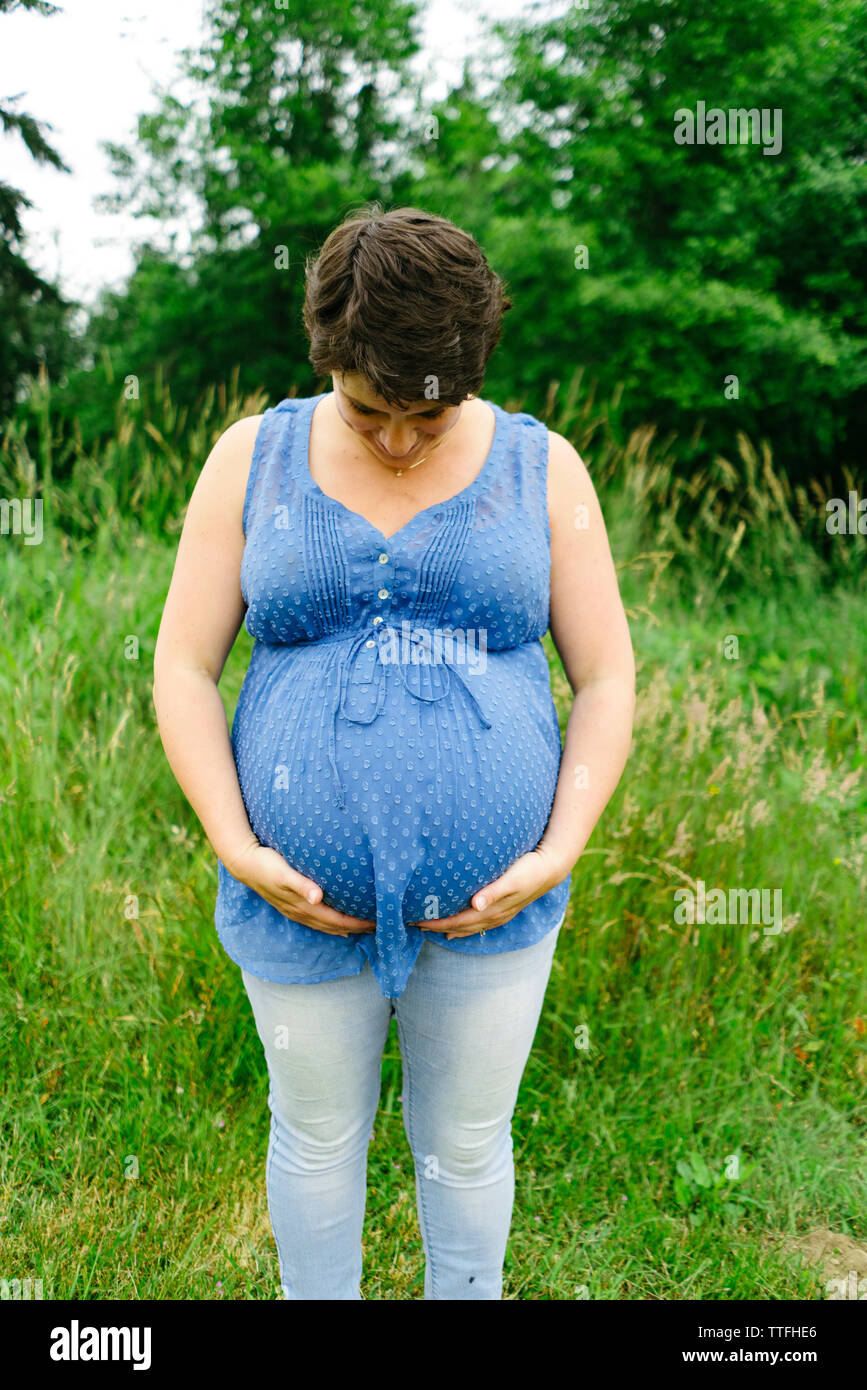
[302,204,512,407]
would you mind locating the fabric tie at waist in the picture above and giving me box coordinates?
[325,624,492,809]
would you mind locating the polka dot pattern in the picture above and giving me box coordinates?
[214,392,571,998]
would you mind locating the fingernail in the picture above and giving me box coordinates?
[307,889,317,903]
[476,895,487,909]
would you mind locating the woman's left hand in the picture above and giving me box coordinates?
[409,844,572,939]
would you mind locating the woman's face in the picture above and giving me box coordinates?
[332,372,465,469]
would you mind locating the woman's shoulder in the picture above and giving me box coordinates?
[491,399,546,431]
[272,392,318,413]
[186,396,317,543]
[197,413,265,482]
[186,415,264,536]
[206,396,308,487]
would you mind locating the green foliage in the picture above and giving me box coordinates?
[11,0,865,488]
[0,0,78,417]
[479,0,867,480]
[672,1151,758,1226]
[46,0,427,445]
[0,361,269,537]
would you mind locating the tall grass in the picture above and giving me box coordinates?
[4,363,864,592]
[1,362,270,539]
[0,371,863,1299]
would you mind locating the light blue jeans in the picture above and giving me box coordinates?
[240,913,564,1300]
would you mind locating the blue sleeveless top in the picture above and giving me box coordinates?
[214,392,571,998]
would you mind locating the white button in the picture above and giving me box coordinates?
[378,552,388,563]
[372,616,383,625]
[377,588,389,599]
[365,639,375,649]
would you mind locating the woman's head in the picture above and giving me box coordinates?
[302,204,512,414]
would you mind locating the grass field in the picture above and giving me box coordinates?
[0,378,864,1299]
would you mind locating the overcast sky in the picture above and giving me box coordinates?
[1,0,546,312]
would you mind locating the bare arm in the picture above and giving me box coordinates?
[538,428,636,871]
[152,415,374,933]
[152,415,263,872]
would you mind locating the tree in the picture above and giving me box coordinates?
[68,0,424,426]
[478,0,867,480]
[0,0,76,418]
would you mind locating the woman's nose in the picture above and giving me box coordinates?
[377,427,416,456]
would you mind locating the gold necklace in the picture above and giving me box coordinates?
[386,396,474,476]
[393,453,429,477]
[353,396,474,476]
[370,436,443,477]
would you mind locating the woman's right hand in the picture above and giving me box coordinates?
[224,839,376,936]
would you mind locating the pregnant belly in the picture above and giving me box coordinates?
[232,643,561,921]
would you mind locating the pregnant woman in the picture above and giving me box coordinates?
[153,206,635,1299]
